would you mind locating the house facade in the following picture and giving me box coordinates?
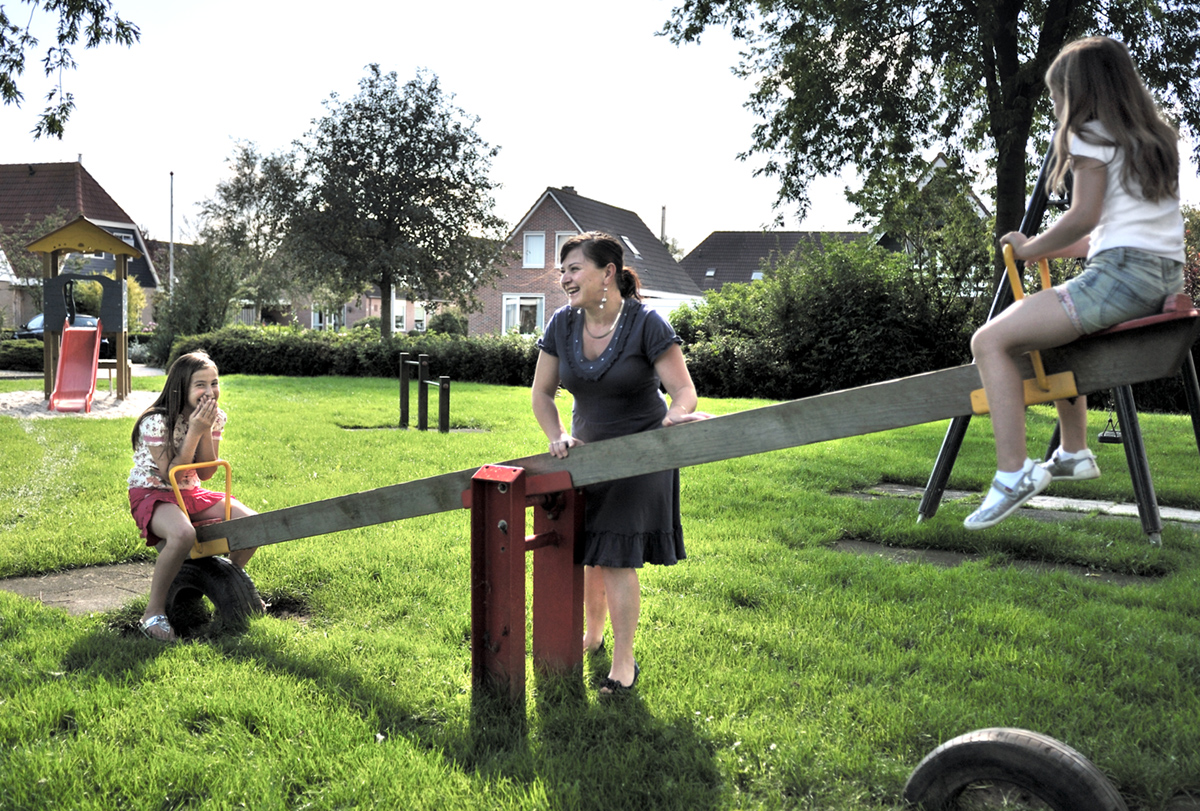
[680,231,866,293]
[471,186,702,336]
[0,162,159,329]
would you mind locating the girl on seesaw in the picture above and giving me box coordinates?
[965,36,1185,530]
[128,351,260,640]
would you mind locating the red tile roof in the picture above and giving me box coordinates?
[0,162,135,228]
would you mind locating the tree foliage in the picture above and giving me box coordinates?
[145,237,241,364]
[0,208,70,311]
[664,1,1200,262]
[0,0,140,138]
[200,142,306,322]
[672,238,976,399]
[289,65,507,339]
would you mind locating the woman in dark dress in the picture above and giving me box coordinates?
[532,231,709,695]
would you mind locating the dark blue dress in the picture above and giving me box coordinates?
[538,297,686,568]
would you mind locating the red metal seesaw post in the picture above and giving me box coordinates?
[465,465,583,699]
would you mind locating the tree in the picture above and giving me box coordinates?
[290,65,508,339]
[0,0,140,138]
[664,1,1200,283]
[201,142,306,323]
[145,235,241,364]
[0,208,70,311]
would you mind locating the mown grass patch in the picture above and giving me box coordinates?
[2,375,1199,809]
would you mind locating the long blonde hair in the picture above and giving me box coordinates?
[132,351,218,462]
[1046,36,1179,202]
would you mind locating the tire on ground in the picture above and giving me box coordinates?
[166,556,263,638]
[902,727,1127,811]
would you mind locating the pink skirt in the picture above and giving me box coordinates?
[129,486,227,546]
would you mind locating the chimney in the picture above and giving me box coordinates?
[561,186,576,194]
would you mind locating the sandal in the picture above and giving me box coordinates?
[138,614,176,642]
[599,661,639,696]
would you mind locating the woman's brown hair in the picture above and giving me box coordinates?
[559,231,643,301]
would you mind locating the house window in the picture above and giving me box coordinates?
[502,294,544,335]
[620,235,641,258]
[523,232,545,268]
[413,302,426,332]
[705,268,716,277]
[394,310,406,332]
[312,310,341,330]
[555,231,576,266]
[751,271,764,281]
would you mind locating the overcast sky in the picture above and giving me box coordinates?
[1,1,1195,255]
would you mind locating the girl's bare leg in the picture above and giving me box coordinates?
[142,504,197,639]
[971,290,1081,471]
[1053,396,1089,453]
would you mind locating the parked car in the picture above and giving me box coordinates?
[15,314,113,357]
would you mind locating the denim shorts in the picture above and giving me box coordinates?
[1055,247,1184,335]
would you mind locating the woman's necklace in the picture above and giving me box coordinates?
[584,303,622,339]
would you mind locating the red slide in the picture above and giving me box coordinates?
[49,318,103,413]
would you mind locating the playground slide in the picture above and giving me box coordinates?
[49,318,103,413]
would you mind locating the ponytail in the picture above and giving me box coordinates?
[617,266,642,300]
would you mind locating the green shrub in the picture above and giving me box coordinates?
[0,339,44,372]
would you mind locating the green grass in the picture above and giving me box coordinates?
[2,375,1199,809]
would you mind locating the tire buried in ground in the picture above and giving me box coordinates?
[903,727,1127,811]
[166,557,263,638]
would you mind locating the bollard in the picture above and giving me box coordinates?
[400,353,450,432]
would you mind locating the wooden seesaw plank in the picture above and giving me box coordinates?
[202,315,1200,552]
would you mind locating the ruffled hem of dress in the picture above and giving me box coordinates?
[563,298,636,383]
[581,527,685,568]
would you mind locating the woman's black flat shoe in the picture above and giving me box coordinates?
[585,636,606,657]
[599,661,639,695]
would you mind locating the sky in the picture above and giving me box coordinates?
[1,1,1196,256]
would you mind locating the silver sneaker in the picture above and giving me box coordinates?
[963,460,1051,530]
[1040,448,1101,481]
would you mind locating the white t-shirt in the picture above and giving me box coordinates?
[127,409,227,490]
[1071,121,1185,262]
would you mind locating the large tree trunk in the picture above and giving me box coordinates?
[380,276,393,340]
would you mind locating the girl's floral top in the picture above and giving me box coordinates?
[127,409,226,490]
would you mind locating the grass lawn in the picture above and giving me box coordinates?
[1,374,1198,810]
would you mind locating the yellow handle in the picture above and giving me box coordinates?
[1001,244,1052,392]
[169,460,232,521]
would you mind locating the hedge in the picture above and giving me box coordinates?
[168,326,541,387]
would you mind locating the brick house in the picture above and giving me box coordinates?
[470,186,702,335]
[0,162,159,329]
[679,231,866,293]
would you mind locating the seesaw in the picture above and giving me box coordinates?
[161,298,1200,694]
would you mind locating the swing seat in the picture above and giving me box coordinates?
[1089,293,1199,336]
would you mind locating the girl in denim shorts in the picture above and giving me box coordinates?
[965,36,1185,530]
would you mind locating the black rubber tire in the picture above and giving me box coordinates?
[903,727,1127,811]
[166,557,263,638]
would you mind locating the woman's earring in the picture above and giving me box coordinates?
[600,285,608,310]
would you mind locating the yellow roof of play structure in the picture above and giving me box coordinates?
[25,214,142,259]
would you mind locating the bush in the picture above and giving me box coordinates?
[675,239,976,400]
[166,326,541,385]
[0,339,44,372]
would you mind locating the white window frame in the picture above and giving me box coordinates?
[554,231,576,267]
[413,302,426,332]
[620,235,642,258]
[523,232,546,268]
[502,294,545,335]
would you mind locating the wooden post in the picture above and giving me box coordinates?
[531,486,584,675]
[399,352,411,428]
[470,465,528,699]
[438,376,450,433]
[417,354,430,431]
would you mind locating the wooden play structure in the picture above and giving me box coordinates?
[25,216,136,404]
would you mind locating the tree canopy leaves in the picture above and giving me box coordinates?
[0,0,140,138]
[289,65,507,339]
[664,0,1200,245]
